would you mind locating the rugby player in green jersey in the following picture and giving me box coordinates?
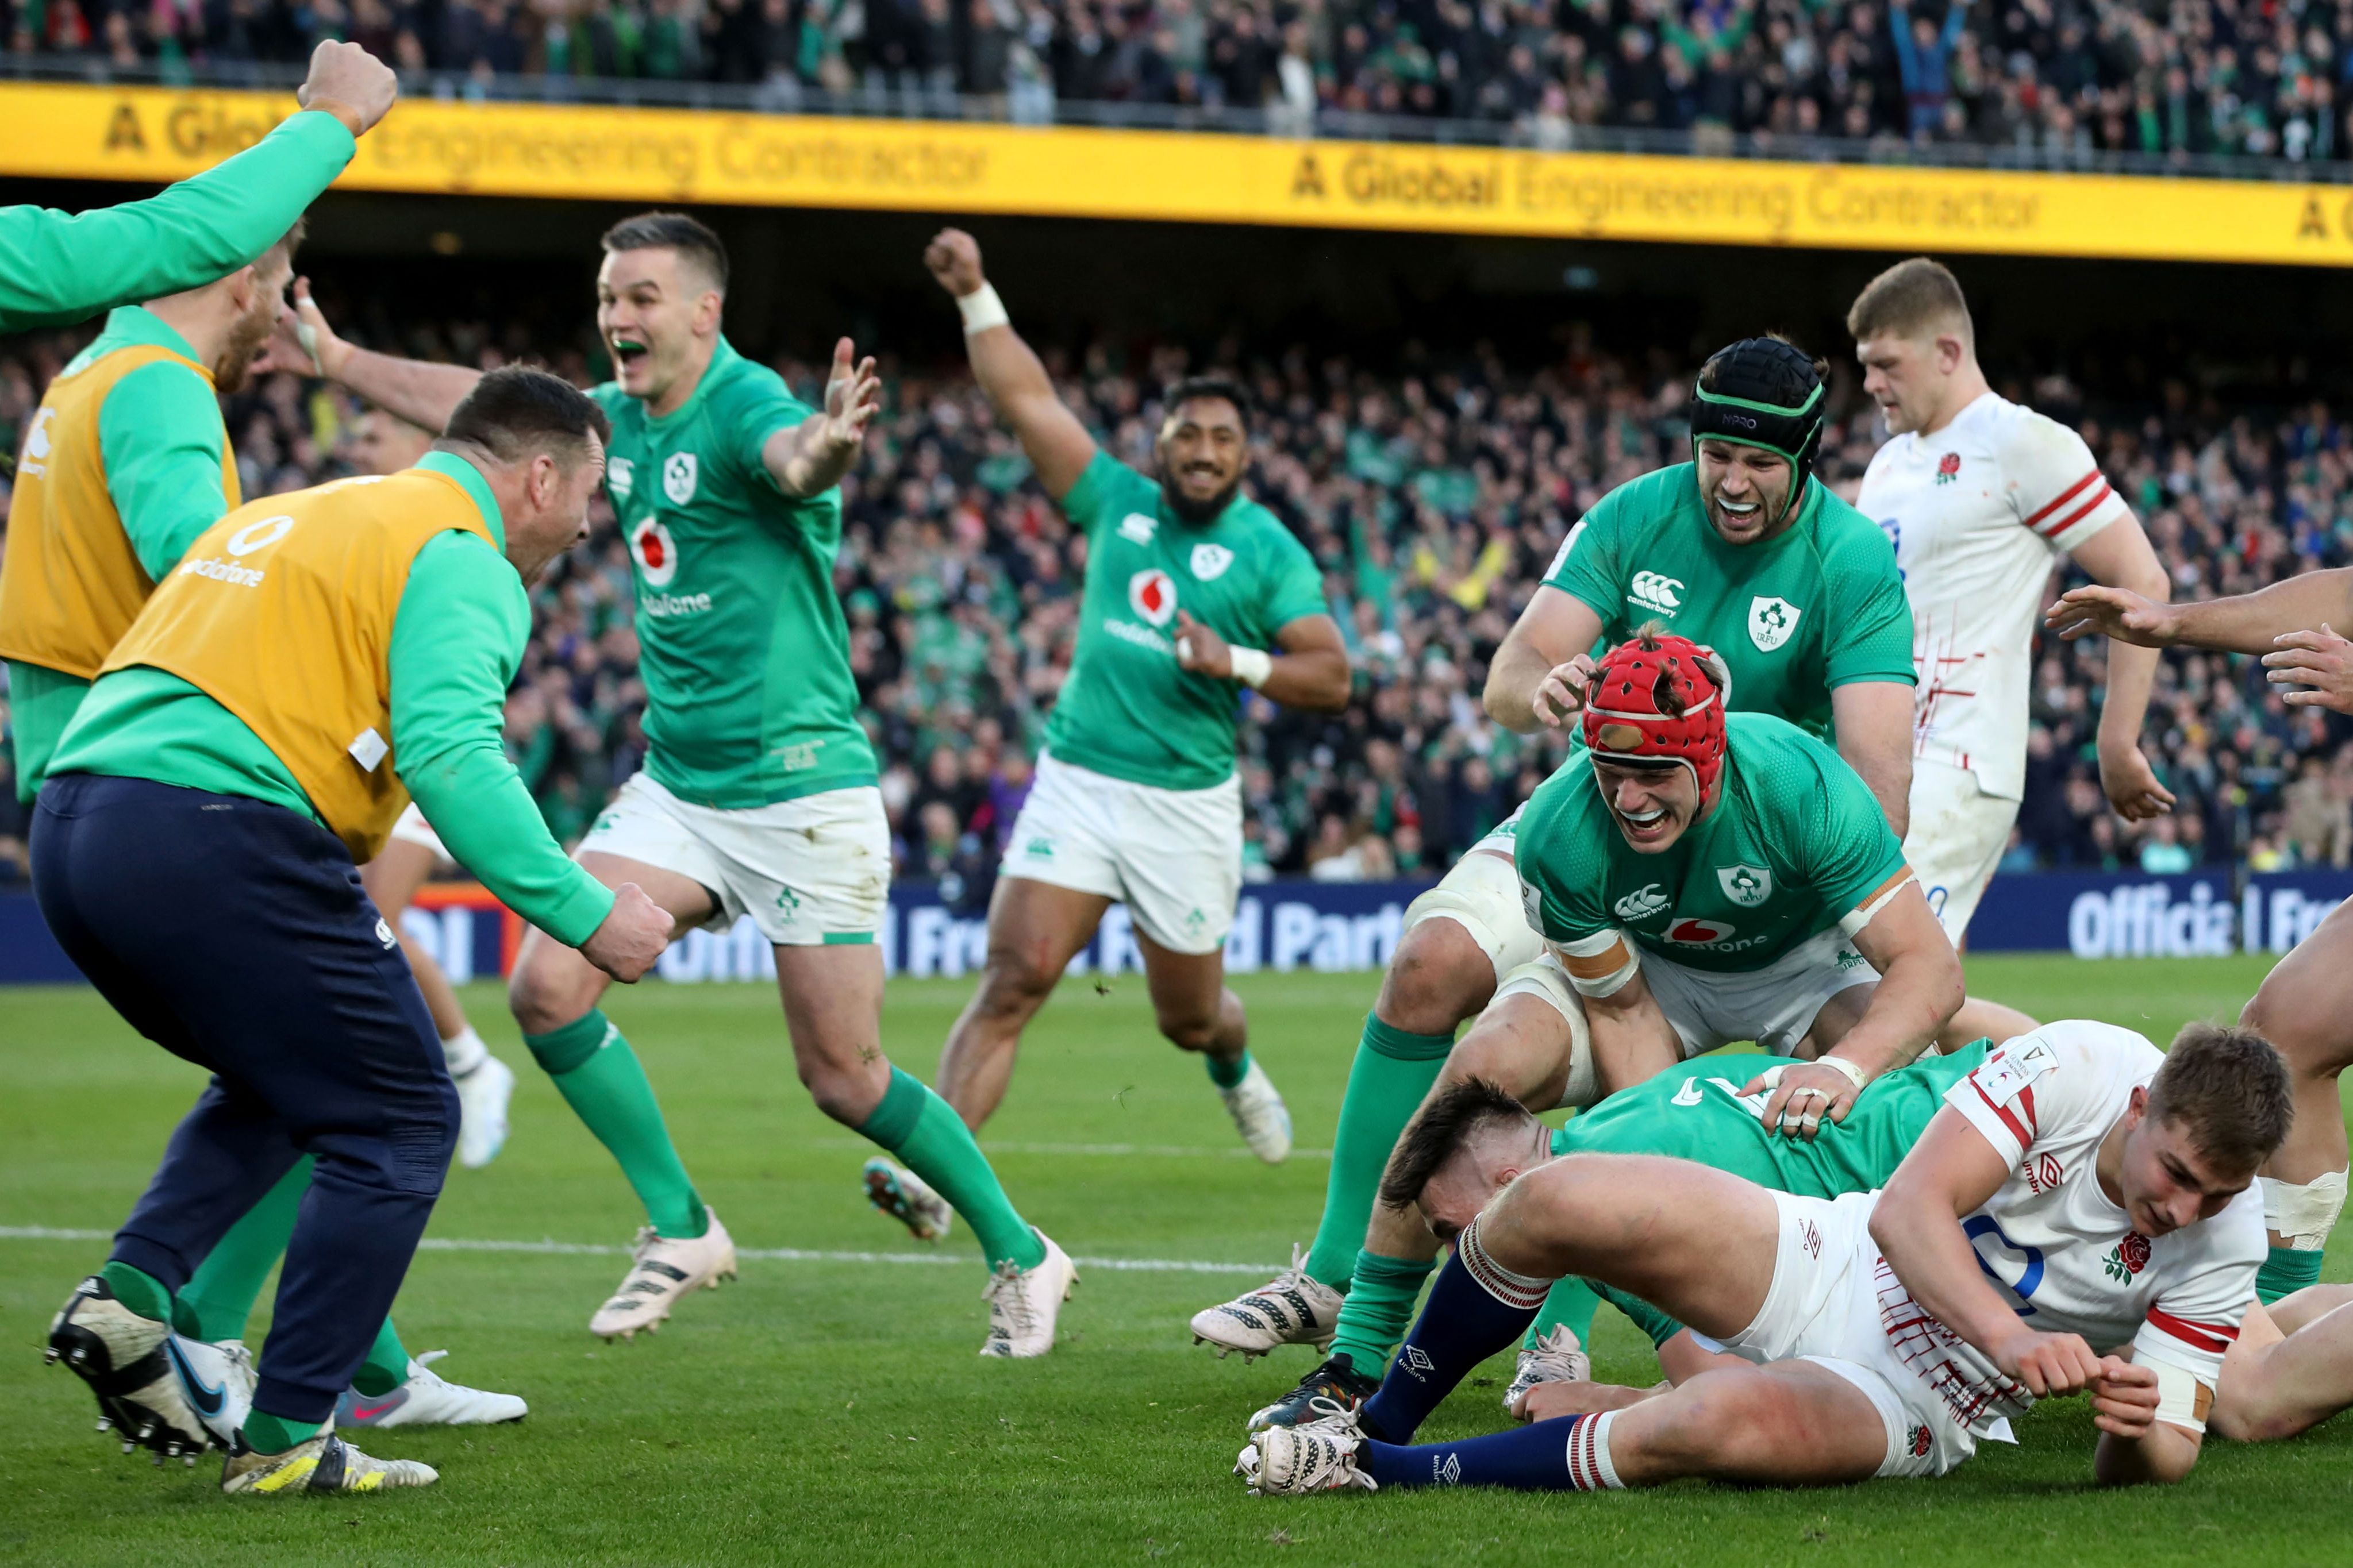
[1194,340,1922,1388]
[283,214,1077,1355]
[909,228,1350,1178]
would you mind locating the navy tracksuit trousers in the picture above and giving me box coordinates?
[32,773,458,1425]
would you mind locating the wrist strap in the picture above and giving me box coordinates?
[1228,646,1274,689]
[1812,1054,1868,1091]
[957,283,1010,335]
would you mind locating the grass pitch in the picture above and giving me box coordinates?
[2,955,2348,1567]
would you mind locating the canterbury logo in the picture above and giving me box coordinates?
[1628,570,1683,612]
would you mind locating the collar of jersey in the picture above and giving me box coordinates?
[82,305,202,371]
[640,334,741,429]
[412,450,507,550]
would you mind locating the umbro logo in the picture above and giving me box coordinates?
[1628,570,1683,614]
[1401,1345,1435,1380]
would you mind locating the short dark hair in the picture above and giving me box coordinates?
[1162,375,1253,430]
[438,367,612,467]
[1847,256,1974,346]
[1378,1077,1537,1212]
[2147,1023,2294,1172]
[601,210,729,294]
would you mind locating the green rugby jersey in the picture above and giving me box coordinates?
[592,338,875,809]
[1516,711,1908,973]
[1544,464,1913,737]
[1553,1039,1993,1189]
[1044,452,1326,791]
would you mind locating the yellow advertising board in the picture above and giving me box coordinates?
[5,80,2350,265]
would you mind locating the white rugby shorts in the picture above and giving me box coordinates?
[1401,825,1546,984]
[1000,751,1241,955]
[1716,1190,1982,1478]
[578,770,889,946]
[1500,926,1876,1063]
[1902,757,2019,946]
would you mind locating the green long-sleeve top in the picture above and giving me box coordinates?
[49,453,618,947]
[5,306,237,800]
[0,110,355,335]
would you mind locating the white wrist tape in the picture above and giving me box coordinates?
[1227,646,1274,689]
[2261,1170,2348,1250]
[956,283,1010,335]
[1811,1054,1868,1091]
[2150,1359,2208,1433]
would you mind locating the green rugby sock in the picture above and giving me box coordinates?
[526,1011,706,1240]
[99,1261,174,1324]
[1326,1250,1435,1374]
[2258,1244,2325,1305]
[241,1411,325,1456]
[1526,1276,1603,1351]
[175,1157,312,1342]
[862,1068,1046,1272]
[351,1316,413,1398]
[1302,1015,1454,1288]
[1206,1049,1252,1090]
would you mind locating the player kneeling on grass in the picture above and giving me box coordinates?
[1237,1019,2289,1496]
[36,369,674,1496]
[1237,629,1962,1425]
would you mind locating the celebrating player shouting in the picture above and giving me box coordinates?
[1240,1020,2289,1495]
[1851,257,2173,1049]
[2048,564,2353,1308]
[1194,340,1917,1382]
[903,227,1349,1193]
[288,213,1075,1354]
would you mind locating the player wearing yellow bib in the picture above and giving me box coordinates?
[36,371,674,1497]
[281,214,1078,1355]
[916,227,1351,1191]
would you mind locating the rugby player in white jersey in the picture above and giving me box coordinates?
[1239,1019,2289,1495]
[1850,258,2175,1050]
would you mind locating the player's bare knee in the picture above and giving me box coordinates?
[507,954,593,1037]
[1154,1005,1221,1052]
[1377,920,1491,1036]
[799,1055,886,1127]
[976,945,1061,1014]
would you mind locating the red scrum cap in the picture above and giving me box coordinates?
[1582,631,1732,802]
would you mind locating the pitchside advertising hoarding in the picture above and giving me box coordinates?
[2,870,2350,983]
[13,82,2353,267]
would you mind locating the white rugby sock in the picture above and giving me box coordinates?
[1565,1410,1626,1490]
[441,1024,489,1077]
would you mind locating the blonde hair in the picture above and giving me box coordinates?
[1846,257,1973,347]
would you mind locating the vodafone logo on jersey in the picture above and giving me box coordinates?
[1128,568,1178,627]
[1663,916,1737,945]
[630,517,681,588]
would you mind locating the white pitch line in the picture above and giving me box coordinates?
[812,1138,1333,1161]
[0,1226,1278,1277]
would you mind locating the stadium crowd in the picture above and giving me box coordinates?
[2,315,2350,886]
[9,0,2353,164]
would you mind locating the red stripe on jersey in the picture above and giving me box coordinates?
[2023,471,2102,529]
[2146,1307,2239,1354]
[2036,481,2115,540]
[1971,1077,2032,1149]
[2017,1084,2039,1138]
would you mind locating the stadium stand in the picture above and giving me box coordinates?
[3,312,2348,888]
[6,0,2349,167]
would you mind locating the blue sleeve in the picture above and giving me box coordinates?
[99,359,232,579]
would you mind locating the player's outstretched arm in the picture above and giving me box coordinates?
[2048,567,2353,654]
[924,228,1097,500]
[1171,610,1351,712]
[1484,586,1605,732]
[253,276,482,434]
[762,338,883,498]
[2069,515,2178,820]
[1577,967,1685,1095]
[0,43,393,335]
[1827,679,1915,838]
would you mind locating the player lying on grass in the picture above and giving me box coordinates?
[0,232,521,1458]
[1237,1020,2288,1494]
[1191,338,1925,1363]
[908,227,1349,1185]
[271,214,1076,1355]
[1235,629,1963,1420]
[39,369,676,1496]
[2050,568,2353,1311]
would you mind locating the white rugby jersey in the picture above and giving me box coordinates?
[1871,1019,2264,1434]
[1856,393,2129,800]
